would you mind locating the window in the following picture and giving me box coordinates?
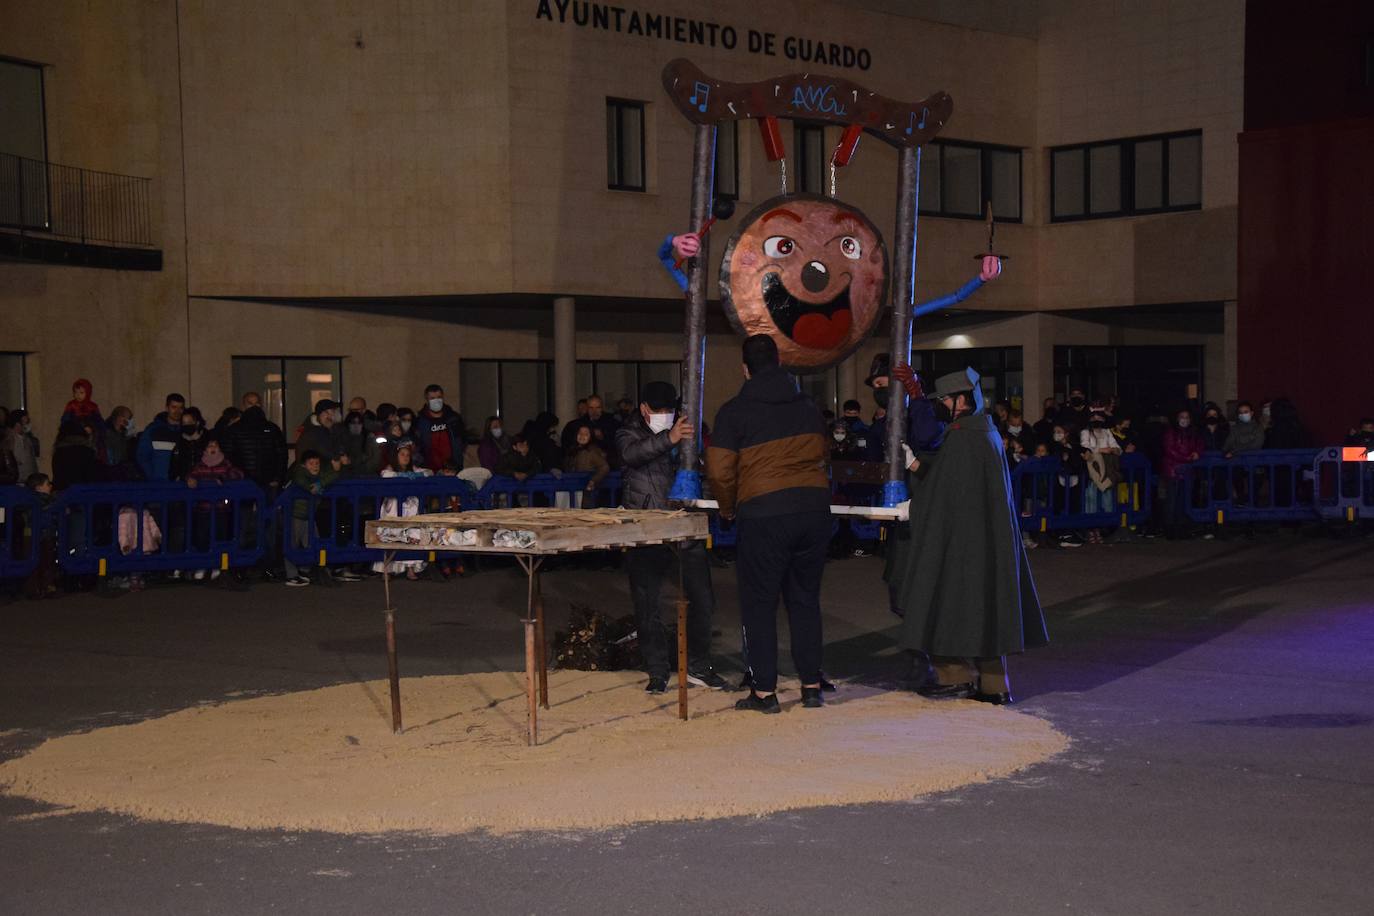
[794,122,826,194]
[1054,345,1204,417]
[1051,130,1202,221]
[918,140,1022,221]
[231,356,343,433]
[459,359,682,430]
[0,56,49,230]
[793,368,838,415]
[0,352,26,410]
[714,119,738,200]
[606,99,645,192]
[909,347,1023,412]
[459,359,553,432]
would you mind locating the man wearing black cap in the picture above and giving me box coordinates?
[616,380,727,694]
[707,335,832,713]
[295,398,345,466]
[887,366,1049,704]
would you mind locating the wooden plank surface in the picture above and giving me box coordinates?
[364,508,708,555]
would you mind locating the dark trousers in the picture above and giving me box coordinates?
[625,540,714,678]
[736,511,830,694]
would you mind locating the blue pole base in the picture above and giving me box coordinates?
[882,479,909,508]
[668,469,703,502]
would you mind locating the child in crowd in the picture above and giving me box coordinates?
[372,442,432,581]
[283,450,342,587]
[22,473,59,598]
[186,437,245,580]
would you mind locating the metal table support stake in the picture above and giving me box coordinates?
[382,551,403,735]
[517,555,550,745]
[674,541,689,721]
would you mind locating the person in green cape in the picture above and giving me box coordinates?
[885,366,1049,704]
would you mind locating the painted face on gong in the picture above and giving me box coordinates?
[720,194,889,372]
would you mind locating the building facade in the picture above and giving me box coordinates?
[2,0,1244,457]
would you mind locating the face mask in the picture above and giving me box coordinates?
[183,427,199,439]
[833,430,847,442]
[1070,397,1085,408]
[1090,420,1106,429]
[400,420,412,433]
[126,422,137,438]
[23,421,32,434]
[348,423,363,435]
[647,413,674,434]
[1237,412,1252,423]
[1053,432,1065,443]
[1205,415,1219,424]
[1177,418,1191,428]
[1008,425,1022,435]
[1262,406,1271,417]
[490,427,503,439]
[427,398,443,412]
[872,388,890,409]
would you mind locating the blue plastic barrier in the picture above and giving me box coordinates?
[277,476,481,567]
[477,472,594,509]
[0,485,45,579]
[1314,446,1374,522]
[1179,449,1320,524]
[1012,453,1154,533]
[56,480,267,575]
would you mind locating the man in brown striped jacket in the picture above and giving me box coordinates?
[706,335,832,713]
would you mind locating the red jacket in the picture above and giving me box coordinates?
[1162,426,1204,480]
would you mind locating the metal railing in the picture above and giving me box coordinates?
[0,151,154,248]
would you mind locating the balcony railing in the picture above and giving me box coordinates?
[0,151,154,248]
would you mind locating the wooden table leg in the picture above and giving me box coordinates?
[676,542,689,721]
[383,555,403,735]
[534,562,549,710]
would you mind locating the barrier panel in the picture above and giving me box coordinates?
[476,472,598,509]
[1012,453,1154,533]
[1179,449,1320,524]
[277,476,482,567]
[55,480,267,575]
[0,485,46,579]
[1314,445,1374,522]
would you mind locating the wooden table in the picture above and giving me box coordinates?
[363,508,709,745]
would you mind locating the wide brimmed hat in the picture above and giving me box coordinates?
[927,367,982,400]
[863,353,890,388]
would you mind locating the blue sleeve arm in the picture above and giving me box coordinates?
[657,234,690,293]
[914,274,985,318]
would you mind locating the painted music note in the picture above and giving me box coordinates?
[905,107,929,135]
[690,81,711,113]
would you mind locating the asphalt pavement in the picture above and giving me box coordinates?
[1,529,1371,915]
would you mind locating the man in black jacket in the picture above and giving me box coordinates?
[224,393,288,493]
[616,380,726,694]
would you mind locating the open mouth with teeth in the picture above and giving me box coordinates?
[762,272,853,350]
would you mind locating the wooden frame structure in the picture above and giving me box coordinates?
[364,508,709,746]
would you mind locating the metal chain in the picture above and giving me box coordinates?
[830,163,837,197]
[780,159,787,196]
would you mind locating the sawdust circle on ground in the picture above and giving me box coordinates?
[0,672,1068,835]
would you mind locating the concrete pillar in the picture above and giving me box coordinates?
[553,297,577,426]
[1020,313,1053,418]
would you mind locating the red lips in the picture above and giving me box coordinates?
[791,309,852,350]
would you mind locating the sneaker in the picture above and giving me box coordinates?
[209,570,221,581]
[686,669,730,690]
[1057,534,1084,549]
[284,576,311,588]
[1022,535,1039,549]
[334,569,362,582]
[734,691,781,714]
[801,687,824,708]
[169,569,183,581]
[850,547,870,558]
[645,676,668,694]
[192,569,206,581]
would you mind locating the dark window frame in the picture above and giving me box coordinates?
[0,55,51,232]
[713,119,739,201]
[459,358,683,421]
[0,351,28,409]
[605,98,647,192]
[917,139,1024,223]
[1052,343,1206,415]
[230,355,345,433]
[1050,129,1203,223]
[793,121,827,194]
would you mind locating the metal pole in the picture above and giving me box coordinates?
[675,543,689,721]
[522,555,538,746]
[883,146,920,504]
[382,557,402,734]
[678,123,716,485]
[534,560,548,710]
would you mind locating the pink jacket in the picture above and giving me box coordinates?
[1162,426,1205,480]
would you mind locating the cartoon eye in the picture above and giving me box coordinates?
[840,236,862,260]
[763,236,795,258]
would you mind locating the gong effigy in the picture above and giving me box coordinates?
[660,58,953,505]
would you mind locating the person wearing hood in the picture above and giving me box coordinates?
[477,415,510,472]
[170,407,209,481]
[136,393,186,481]
[1161,408,1204,538]
[521,410,563,473]
[101,406,137,473]
[707,335,832,713]
[412,384,469,473]
[888,367,1049,704]
[340,409,383,476]
[1223,401,1264,456]
[1198,402,1229,452]
[52,418,102,490]
[621,380,725,693]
